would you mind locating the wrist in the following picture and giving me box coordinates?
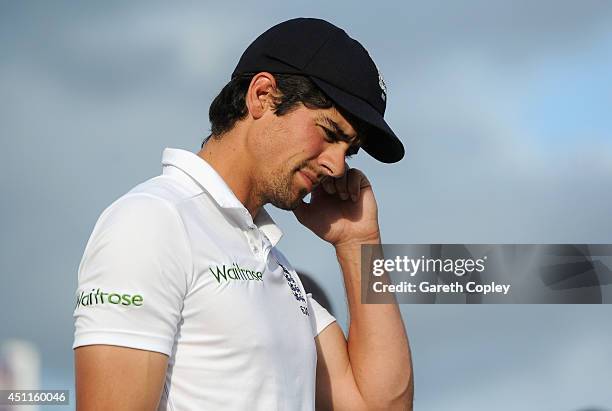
[334,234,381,254]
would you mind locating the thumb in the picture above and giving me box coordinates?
[292,200,311,225]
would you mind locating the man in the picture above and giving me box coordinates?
[74,18,413,410]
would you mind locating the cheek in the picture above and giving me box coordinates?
[263,117,325,164]
[295,130,325,158]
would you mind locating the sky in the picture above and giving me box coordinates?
[1,1,612,410]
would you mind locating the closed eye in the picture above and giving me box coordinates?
[322,127,340,143]
[321,127,360,158]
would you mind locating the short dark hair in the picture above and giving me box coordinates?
[203,73,369,147]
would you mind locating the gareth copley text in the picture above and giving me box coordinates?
[372,256,487,277]
[373,281,511,295]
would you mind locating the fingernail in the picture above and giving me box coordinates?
[340,193,348,200]
[351,194,357,202]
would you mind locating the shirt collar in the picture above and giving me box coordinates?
[161,148,283,246]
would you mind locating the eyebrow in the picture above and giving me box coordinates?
[317,115,361,147]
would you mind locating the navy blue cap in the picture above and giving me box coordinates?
[232,18,404,163]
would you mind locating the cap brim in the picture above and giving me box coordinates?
[309,77,405,163]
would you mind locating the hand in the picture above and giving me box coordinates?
[293,167,380,247]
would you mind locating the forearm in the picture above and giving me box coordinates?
[336,239,414,410]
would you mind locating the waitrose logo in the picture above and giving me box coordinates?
[75,288,144,308]
[209,263,263,283]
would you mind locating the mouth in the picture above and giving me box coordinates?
[297,170,319,192]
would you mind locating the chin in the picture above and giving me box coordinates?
[270,189,308,211]
[271,200,298,211]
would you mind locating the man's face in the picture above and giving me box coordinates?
[254,104,360,210]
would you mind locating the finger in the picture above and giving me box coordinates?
[321,175,336,194]
[335,164,349,200]
[309,184,326,201]
[347,168,362,202]
[352,168,371,190]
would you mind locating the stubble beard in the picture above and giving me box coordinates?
[263,162,309,211]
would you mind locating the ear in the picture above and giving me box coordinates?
[245,72,277,120]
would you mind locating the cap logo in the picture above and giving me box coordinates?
[378,69,387,103]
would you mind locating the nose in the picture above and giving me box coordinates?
[318,143,348,178]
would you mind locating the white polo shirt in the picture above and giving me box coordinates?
[73,148,336,411]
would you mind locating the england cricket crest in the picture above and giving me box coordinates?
[377,67,387,103]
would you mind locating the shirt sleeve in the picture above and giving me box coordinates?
[307,293,336,337]
[73,193,193,356]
